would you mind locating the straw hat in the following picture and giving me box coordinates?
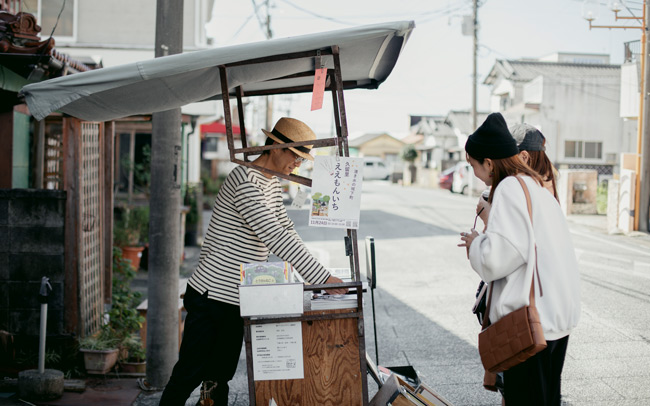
[261,117,315,161]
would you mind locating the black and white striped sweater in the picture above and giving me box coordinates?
[187,165,330,305]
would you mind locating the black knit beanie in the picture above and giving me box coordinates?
[465,112,519,160]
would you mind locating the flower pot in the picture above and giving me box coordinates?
[120,246,145,271]
[80,348,119,374]
[119,360,146,374]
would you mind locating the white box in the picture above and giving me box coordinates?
[239,283,304,318]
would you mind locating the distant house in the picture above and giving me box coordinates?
[405,112,489,172]
[484,53,636,178]
[348,132,405,169]
[201,120,242,179]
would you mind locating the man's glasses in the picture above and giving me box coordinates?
[289,150,309,164]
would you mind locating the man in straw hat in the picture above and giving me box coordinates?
[160,117,347,406]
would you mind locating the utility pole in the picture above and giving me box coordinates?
[471,0,478,130]
[147,0,183,388]
[584,0,649,232]
[640,0,650,232]
[264,0,273,130]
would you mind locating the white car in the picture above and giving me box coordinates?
[451,161,484,195]
[363,157,391,180]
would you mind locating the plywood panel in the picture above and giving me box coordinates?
[254,310,362,406]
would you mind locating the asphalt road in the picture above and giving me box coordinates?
[134,180,650,406]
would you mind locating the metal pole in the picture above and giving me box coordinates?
[639,0,650,232]
[472,0,478,130]
[147,0,183,388]
[38,303,47,373]
[38,276,52,374]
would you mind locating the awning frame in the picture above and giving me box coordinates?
[219,45,352,188]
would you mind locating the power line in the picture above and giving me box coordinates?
[277,0,357,26]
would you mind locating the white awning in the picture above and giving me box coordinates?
[20,21,415,122]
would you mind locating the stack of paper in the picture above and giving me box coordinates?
[310,293,358,310]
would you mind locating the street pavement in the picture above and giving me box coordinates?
[3,181,649,406]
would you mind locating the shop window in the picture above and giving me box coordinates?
[584,142,602,159]
[116,132,152,198]
[205,136,219,153]
[565,140,602,159]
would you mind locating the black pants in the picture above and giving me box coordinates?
[503,336,569,406]
[159,286,244,406]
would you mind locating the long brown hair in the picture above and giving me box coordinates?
[526,150,558,199]
[471,154,543,203]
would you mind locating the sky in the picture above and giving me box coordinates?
[207,0,642,139]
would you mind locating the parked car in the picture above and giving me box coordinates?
[451,162,472,194]
[363,157,391,180]
[451,161,485,195]
[438,166,455,190]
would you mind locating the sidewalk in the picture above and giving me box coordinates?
[2,213,648,406]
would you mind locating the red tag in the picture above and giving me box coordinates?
[310,68,327,111]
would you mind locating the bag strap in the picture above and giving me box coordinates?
[480,176,542,330]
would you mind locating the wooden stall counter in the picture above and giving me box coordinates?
[247,308,365,406]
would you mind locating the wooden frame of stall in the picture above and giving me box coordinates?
[219,45,369,405]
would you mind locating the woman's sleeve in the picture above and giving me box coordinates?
[468,178,530,282]
[234,178,330,285]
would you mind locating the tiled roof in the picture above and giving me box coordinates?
[348,132,399,147]
[484,59,620,85]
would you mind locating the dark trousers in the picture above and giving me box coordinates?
[159,286,244,406]
[503,336,569,406]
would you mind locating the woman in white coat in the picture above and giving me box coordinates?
[458,113,581,405]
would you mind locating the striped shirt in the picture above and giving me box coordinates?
[188,165,331,305]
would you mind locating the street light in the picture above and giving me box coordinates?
[582,0,600,22]
[609,0,626,13]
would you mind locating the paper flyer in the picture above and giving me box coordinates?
[309,155,363,229]
[251,322,304,381]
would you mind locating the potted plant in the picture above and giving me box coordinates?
[118,335,146,374]
[78,328,120,374]
[114,206,149,270]
[401,144,418,185]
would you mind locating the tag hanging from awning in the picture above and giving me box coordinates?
[310,67,327,111]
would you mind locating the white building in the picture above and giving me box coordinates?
[484,52,637,179]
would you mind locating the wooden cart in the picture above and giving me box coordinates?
[214,24,413,406]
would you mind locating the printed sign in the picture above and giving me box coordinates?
[309,155,363,229]
[251,322,303,381]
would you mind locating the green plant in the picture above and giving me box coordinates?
[185,185,200,226]
[121,335,146,363]
[107,247,145,344]
[113,206,149,246]
[78,327,120,351]
[401,144,418,163]
[121,144,151,195]
[597,180,608,215]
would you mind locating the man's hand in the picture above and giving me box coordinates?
[324,275,348,295]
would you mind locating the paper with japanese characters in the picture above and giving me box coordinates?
[251,322,304,381]
[309,156,363,229]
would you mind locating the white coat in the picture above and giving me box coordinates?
[468,175,581,340]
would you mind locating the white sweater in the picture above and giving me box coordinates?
[469,176,581,341]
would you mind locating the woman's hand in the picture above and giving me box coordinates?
[458,229,480,258]
[324,275,348,295]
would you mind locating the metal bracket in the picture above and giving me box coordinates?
[344,236,352,257]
